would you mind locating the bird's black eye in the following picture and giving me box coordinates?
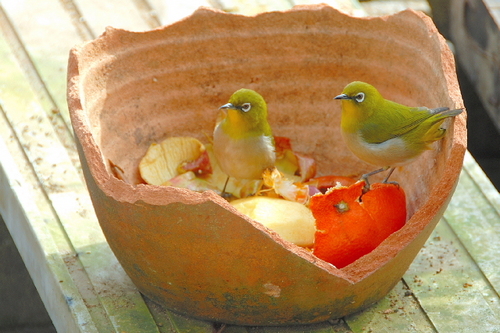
[241,103,252,112]
[355,92,365,103]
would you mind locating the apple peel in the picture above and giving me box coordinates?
[275,136,316,182]
[139,137,209,185]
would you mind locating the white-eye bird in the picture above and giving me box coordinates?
[213,88,276,193]
[334,81,463,187]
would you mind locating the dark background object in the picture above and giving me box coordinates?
[0,216,56,333]
[428,0,500,190]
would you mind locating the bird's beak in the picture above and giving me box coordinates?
[219,103,235,110]
[334,94,352,100]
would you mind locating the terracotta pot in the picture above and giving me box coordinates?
[67,5,466,325]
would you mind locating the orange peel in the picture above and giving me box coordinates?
[311,181,406,268]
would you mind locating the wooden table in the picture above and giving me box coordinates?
[1,0,500,332]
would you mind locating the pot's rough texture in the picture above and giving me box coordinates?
[67,5,467,325]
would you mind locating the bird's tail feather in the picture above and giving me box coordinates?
[431,107,464,117]
[422,108,463,143]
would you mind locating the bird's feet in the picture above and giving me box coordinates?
[360,166,395,192]
[219,191,233,200]
[360,175,372,193]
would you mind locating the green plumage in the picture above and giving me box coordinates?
[360,101,462,147]
[335,81,463,184]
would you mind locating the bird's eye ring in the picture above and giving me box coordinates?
[241,103,252,112]
[355,92,365,103]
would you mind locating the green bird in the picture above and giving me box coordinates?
[213,88,276,193]
[334,81,463,186]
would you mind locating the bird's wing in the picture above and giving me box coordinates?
[360,103,434,144]
[390,106,439,137]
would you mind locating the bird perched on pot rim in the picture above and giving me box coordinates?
[213,88,276,193]
[334,81,463,187]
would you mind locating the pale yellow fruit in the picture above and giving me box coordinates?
[231,196,316,247]
[140,137,205,185]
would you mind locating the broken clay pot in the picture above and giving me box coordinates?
[67,5,466,325]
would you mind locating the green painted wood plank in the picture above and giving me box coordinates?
[0,25,160,332]
[0,0,80,126]
[145,300,216,333]
[0,3,59,119]
[0,32,116,332]
[148,0,365,25]
[293,0,365,16]
[148,0,364,27]
[0,70,161,333]
[147,0,213,25]
[404,219,500,332]
[346,281,436,333]
[129,0,163,28]
[57,0,96,41]
[212,0,292,15]
[462,151,500,215]
[0,1,83,173]
[442,152,500,309]
[0,120,98,333]
[72,0,154,35]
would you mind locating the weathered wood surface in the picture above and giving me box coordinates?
[0,0,499,332]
